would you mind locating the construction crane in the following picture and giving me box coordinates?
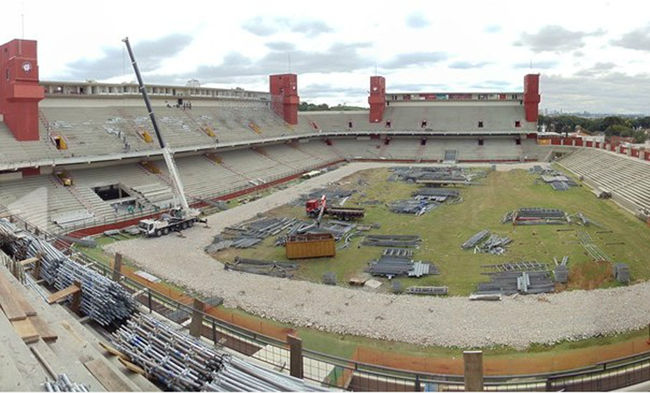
[122,37,205,237]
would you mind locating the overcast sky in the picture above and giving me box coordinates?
[2,0,650,114]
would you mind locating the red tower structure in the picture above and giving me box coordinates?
[0,39,44,141]
[269,74,299,125]
[523,74,540,123]
[368,76,385,123]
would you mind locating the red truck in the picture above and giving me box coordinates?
[305,195,365,221]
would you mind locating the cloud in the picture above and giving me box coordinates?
[406,13,430,29]
[541,73,650,114]
[242,16,279,36]
[469,80,513,89]
[158,42,373,84]
[388,83,449,91]
[484,25,501,33]
[514,25,605,53]
[513,60,558,69]
[573,62,616,77]
[449,61,490,69]
[289,20,333,37]
[383,52,448,69]
[265,42,296,51]
[60,34,192,80]
[611,24,650,51]
[242,16,333,38]
[300,83,365,97]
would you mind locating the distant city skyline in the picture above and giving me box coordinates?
[2,0,649,114]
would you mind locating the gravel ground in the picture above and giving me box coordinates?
[106,162,650,349]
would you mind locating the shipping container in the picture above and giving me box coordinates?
[286,233,336,259]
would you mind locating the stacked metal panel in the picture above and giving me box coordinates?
[112,314,329,392]
[368,255,438,279]
[388,199,439,215]
[461,230,490,249]
[362,234,421,247]
[475,270,554,295]
[225,257,297,278]
[613,263,630,284]
[405,286,448,296]
[0,219,135,326]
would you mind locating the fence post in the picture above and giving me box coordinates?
[147,289,152,313]
[287,334,304,379]
[189,298,205,338]
[212,319,216,345]
[112,253,122,281]
[463,350,483,392]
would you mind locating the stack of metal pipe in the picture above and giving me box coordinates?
[112,313,329,392]
[0,218,135,326]
[44,374,89,392]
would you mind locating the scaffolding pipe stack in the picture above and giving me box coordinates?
[0,219,135,326]
[44,374,89,392]
[112,313,329,392]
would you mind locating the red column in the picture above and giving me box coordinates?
[269,74,299,125]
[368,76,385,123]
[0,39,44,141]
[523,74,540,123]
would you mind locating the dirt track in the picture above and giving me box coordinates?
[106,162,650,349]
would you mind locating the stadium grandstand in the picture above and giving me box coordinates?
[1,37,650,392]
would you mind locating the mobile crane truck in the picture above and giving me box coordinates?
[123,37,206,237]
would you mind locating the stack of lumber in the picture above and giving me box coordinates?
[0,265,159,391]
[0,267,57,344]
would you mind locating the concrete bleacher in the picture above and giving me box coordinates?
[299,104,532,133]
[0,175,88,230]
[558,148,650,212]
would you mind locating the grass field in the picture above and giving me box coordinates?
[213,167,650,295]
[74,165,650,361]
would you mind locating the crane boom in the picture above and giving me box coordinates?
[122,37,190,211]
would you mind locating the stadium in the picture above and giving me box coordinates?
[0,35,649,392]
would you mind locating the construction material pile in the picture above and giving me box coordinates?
[388,188,461,216]
[112,313,328,392]
[225,257,297,278]
[362,234,421,248]
[503,208,568,225]
[388,199,439,215]
[367,254,438,279]
[613,263,630,284]
[578,231,611,262]
[389,166,477,183]
[294,188,355,206]
[44,374,89,392]
[473,262,554,296]
[405,286,448,296]
[207,216,299,252]
[461,230,511,254]
[279,219,357,243]
[530,166,577,191]
[0,219,135,326]
[553,256,569,284]
[412,188,460,201]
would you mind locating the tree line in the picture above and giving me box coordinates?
[538,115,650,143]
[298,101,365,112]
